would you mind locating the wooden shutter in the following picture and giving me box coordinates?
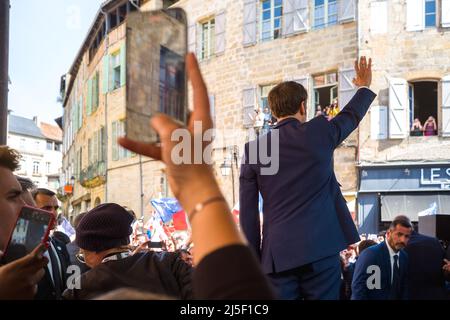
[388,77,409,139]
[338,69,357,109]
[339,0,356,23]
[87,78,93,116]
[441,75,450,136]
[242,88,256,128]
[406,0,424,31]
[442,0,450,28]
[112,122,118,161]
[243,0,257,46]
[188,24,196,54]
[120,43,126,87]
[215,11,226,55]
[102,55,110,94]
[370,106,388,140]
[283,0,309,36]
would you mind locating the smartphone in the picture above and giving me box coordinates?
[125,8,188,144]
[1,206,55,264]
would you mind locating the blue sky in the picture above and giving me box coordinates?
[8,0,103,124]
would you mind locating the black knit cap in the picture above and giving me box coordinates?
[76,203,134,252]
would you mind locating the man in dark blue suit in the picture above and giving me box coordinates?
[405,229,449,300]
[239,57,376,300]
[351,216,412,300]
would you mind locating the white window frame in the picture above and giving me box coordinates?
[313,0,338,29]
[33,161,40,175]
[260,0,283,41]
[200,18,216,60]
[111,51,121,90]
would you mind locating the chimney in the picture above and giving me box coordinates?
[33,116,38,125]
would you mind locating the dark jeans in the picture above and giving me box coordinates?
[268,254,341,300]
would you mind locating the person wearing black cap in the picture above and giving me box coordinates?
[62,203,193,300]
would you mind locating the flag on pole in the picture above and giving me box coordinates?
[150,198,183,223]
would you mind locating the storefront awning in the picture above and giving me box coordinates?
[380,193,450,222]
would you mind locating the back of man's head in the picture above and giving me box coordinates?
[358,239,377,255]
[31,188,56,201]
[73,211,88,230]
[268,81,308,118]
[0,146,20,171]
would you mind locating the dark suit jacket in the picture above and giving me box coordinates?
[62,251,193,300]
[351,241,408,300]
[239,88,376,274]
[404,231,448,300]
[35,237,70,300]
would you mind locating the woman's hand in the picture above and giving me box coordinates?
[118,53,222,215]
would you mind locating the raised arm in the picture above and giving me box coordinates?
[329,57,377,148]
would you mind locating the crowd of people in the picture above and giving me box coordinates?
[315,99,340,120]
[1,55,449,301]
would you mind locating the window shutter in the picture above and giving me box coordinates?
[242,88,256,128]
[442,0,450,28]
[338,69,357,109]
[87,78,92,116]
[209,94,216,125]
[215,11,226,55]
[120,43,126,87]
[370,106,388,140]
[78,98,83,128]
[339,0,356,23]
[243,0,257,46]
[102,55,110,94]
[112,122,118,161]
[370,0,388,35]
[441,75,450,136]
[406,0,424,31]
[388,77,409,139]
[188,24,196,54]
[283,0,309,36]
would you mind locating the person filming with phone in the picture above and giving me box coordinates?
[0,146,49,300]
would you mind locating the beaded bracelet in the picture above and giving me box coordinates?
[188,196,227,223]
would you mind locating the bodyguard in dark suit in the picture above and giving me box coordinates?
[351,216,412,300]
[32,188,71,300]
[35,236,70,300]
[239,57,376,300]
[404,230,448,300]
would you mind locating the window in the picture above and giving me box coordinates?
[111,52,121,90]
[46,140,53,150]
[425,0,436,27]
[46,162,51,174]
[314,0,338,29]
[313,71,338,117]
[260,84,276,111]
[54,143,61,152]
[261,0,283,41]
[200,19,215,60]
[88,128,105,164]
[33,161,40,175]
[92,71,99,111]
[409,81,438,136]
[112,121,132,161]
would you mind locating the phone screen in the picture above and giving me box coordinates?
[126,8,188,143]
[2,207,53,263]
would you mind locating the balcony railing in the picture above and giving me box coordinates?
[80,161,106,188]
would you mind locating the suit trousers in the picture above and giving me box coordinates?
[268,254,341,300]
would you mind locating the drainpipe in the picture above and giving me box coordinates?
[101,7,110,203]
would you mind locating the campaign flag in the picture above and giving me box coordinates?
[173,210,188,230]
[56,216,76,239]
[151,198,183,223]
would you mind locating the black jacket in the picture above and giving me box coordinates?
[35,237,71,300]
[62,251,193,300]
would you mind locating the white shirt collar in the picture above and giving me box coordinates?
[385,239,399,258]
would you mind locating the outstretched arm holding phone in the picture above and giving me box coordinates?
[119,53,274,299]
